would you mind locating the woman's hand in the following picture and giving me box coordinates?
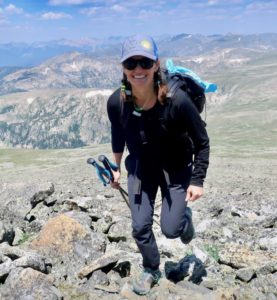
[186,185,204,202]
[110,170,121,189]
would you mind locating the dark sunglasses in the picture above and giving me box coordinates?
[122,57,155,70]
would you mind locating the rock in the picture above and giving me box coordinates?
[196,219,213,233]
[0,258,13,283]
[78,250,126,279]
[63,196,93,211]
[89,269,110,286]
[25,201,53,224]
[218,243,275,269]
[14,253,50,273]
[249,273,277,294]
[30,182,55,208]
[0,221,5,241]
[222,227,233,239]
[256,261,277,275]
[31,213,106,282]
[108,219,131,242]
[236,267,255,282]
[94,213,114,234]
[0,222,14,245]
[0,242,26,258]
[0,267,62,300]
[12,227,25,246]
[193,246,209,264]
[259,236,277,250]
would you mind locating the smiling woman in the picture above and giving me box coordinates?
[106,34,210,295]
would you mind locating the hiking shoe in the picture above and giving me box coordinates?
[132,267,161,295]
[180,207,195,244]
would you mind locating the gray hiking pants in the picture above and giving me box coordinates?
[126,155,192,270]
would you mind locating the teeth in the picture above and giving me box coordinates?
[134,75,145,79]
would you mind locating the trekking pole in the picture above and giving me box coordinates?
[98,155,160,227]
[87,158,112,186]
[98,155,130,209]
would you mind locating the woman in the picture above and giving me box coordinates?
[107,34,209,295]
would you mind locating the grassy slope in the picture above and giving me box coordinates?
[206,51,277,158]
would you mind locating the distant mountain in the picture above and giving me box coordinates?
[0,52,121,95]
[0,39,276,150]
[0,89,112,148]
[1,33,277,67]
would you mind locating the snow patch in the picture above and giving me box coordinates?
[27,97,35,104]
[85,89,113,98]
[42,67,51,75]
[71,61,78,70]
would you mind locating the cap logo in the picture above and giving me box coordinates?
[140,39,152,50]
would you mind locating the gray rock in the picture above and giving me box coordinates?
[0,258,14,282]
[0,222,14,245]
[14,253,50,273]
[256,261,277,275]
[64,196,93,211]
[0,267,63,300]
[236,267,255,282]
[12,227,25,246]
[30,182,55,208]
[259,236,277,250]
[249,273,277,294]
[107,217,132,242]
[78,250,126,279]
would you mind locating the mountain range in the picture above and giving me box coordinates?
[1,33,277,67]
[0,33,276,151]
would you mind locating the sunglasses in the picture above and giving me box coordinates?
[122,57,155,70]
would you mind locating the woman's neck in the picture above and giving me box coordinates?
[132,87,156,110]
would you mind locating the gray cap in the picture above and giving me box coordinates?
[120,34,159,63]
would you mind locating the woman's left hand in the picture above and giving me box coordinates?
[186,185,204,202]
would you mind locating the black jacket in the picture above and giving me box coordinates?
[107,88,210,187]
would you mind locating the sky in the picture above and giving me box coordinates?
[0,0,276,43]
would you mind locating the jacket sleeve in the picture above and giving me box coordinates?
[107,89,126,153]
[173,89,210,187]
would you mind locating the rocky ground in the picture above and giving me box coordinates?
[0,145,276,300]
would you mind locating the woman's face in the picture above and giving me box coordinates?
[122,56,160,90]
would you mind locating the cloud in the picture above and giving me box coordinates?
[208,0,218,5]
[111,4,126,12]
[80,7,100,15]
[41,12,72,20]
[137,9,161,19]
[246,1,277,14]
[4,4,23,14]
[49,0,98,5]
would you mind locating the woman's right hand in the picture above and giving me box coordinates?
[110,170,121,189]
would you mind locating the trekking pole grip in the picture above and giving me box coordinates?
[98,155,120,182]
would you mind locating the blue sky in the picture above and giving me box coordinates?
[0,0,276,43]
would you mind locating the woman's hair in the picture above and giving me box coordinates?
[120,65,168,104]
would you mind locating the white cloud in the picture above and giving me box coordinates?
[208,0,218,5]
[246,1,277,14]
[137,9,160,19]
[49,0,97,5]
[111,4,126,13]
[41,12,72,20]
[4,4,23,14]
[80,7,99,15]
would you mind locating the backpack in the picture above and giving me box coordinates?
[161,68,206,114]
[120,59,217,128]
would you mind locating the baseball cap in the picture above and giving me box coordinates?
[120,34,159,63]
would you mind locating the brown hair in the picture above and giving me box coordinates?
[120,67,168,104]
